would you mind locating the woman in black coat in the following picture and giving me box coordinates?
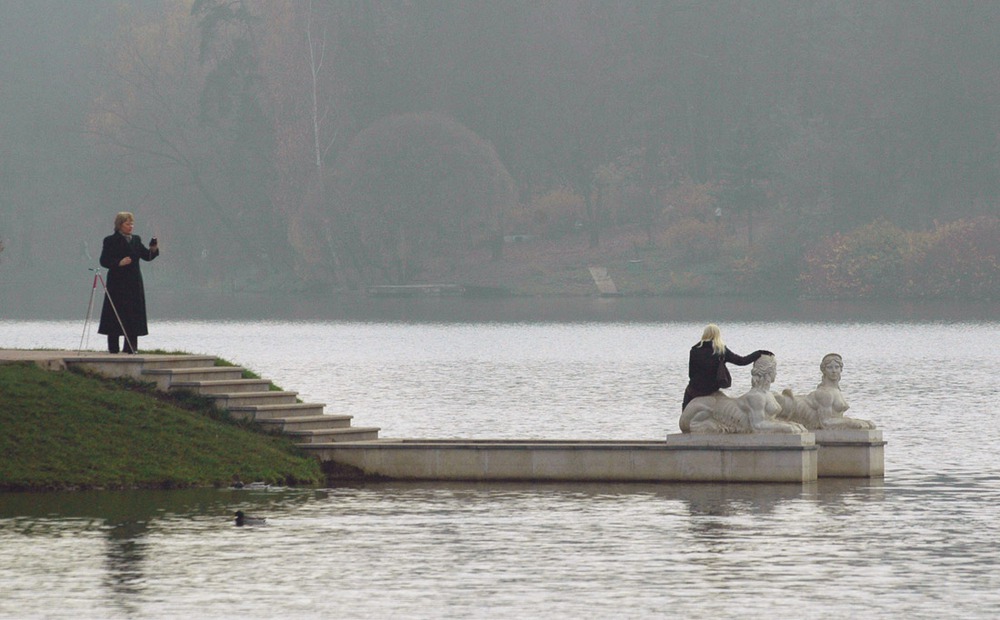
[98,212,159,353]
[682,323,771,410]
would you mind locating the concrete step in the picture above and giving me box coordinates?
[142,366,246,389]
[67,355,219,379]
[167,379,272,395]
[70,355,381,446]
[210,391,298,409]
[257,414,354,432]
[135,355,218,370]
[227,402,327,421]
[286,426,381,444]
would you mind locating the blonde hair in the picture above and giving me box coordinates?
[700,323,726,356]
[114,212,134,232]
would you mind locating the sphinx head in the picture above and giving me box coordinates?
[820,353,843,382]
[751,354,777,388]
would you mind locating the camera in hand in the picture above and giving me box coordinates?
[150,237,158,245]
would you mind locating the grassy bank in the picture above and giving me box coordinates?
[0,362,323,491]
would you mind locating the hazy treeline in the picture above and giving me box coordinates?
[1,0,998,292]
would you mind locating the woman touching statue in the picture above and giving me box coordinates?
[679,354,807,434]
[682,323,773,410]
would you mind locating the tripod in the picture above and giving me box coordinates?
[79,268,133,354]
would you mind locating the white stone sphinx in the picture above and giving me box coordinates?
[679,355,808,434]
[775,353,876,430]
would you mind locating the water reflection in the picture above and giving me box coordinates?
[0,488,285,616]
[666,482,808,517]
[103,519,148,616]
[2,477,1000,618]
[806,477,887,510]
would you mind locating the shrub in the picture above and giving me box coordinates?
[659,218,724,263]
[799,218,910,298]
[902,216,1000,299]
[800,215,1000,299]
[522,187,586,238]
[662,182,719,222]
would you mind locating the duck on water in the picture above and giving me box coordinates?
[234,510,267,527]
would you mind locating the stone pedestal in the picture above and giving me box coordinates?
[314,436,819,483]
[663,433,818,483]
[813,429,885,478]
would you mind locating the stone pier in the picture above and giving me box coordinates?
[814,429,885,478]
[3,350,884,484]
[304,434,819,483]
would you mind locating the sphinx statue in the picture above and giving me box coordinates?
[679,355,808,434]
[775,353,875,430]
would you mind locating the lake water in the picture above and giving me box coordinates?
[2,297,1000,618]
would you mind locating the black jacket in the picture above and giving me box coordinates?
[97,232,158,337]
[682,342,763,409]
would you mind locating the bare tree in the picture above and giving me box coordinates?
[88,2,288,279]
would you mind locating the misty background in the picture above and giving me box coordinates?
[2,0,998,316]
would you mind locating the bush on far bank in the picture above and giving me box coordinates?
[798,216,1000,299]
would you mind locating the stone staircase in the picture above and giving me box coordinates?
[67,354,380,445]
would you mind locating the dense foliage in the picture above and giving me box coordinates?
[799,216,1000,299]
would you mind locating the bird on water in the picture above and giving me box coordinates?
[234,510,267,526]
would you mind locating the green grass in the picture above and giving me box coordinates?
[0,362,323,491]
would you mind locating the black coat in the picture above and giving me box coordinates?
[682,342,763,409]
[98,232,158,337]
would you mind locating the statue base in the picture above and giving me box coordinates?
[813,429,885,478]
[315,437,819,483]
[664,433,818,482]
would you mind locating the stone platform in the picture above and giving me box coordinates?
[814,429,885,478]
[3,350,884,484]
[305,435,820,483]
